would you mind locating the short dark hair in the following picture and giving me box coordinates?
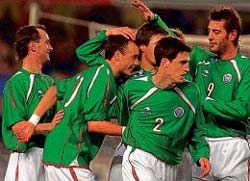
[209,5,241,46]
[15,24,46,60]
[154,37,192,66]
[104,35,131,60]
[135,23,168,46]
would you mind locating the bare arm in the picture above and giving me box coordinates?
[87,121,123,136]
[33,86,58,117]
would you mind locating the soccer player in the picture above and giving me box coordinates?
[2,25,64,181]
[122,37,210,181]
[26,27,139,180]
[135,0,250,179]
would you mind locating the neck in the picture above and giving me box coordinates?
[140,55,156,72]
[106,60,119,78]
[152,71,176,89]
[22,56,43,74]
[220,44,238,60]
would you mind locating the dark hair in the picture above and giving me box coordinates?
[135,23,168,46]
[104,35,131,60]
[15,24,46,60]
[209,5,241,46]
[154,37,192,66]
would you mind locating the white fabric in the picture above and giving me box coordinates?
[109,141,126,181]
[122,145,178,181]
[192,136,250,181]
[4,147,45,181]
[44,157,95,181]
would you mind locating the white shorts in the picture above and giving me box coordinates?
[109,141,126,181]
[192,136,250,181]
[4,147,45,181]
[44,157,95,181]
[122,145,178,181]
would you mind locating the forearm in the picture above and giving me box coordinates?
[33,86,57,117]
[76,30,107,66]
[203,98,249,121]
[34,123,54,134]
[87,121,123,136]
[150,14,176,38]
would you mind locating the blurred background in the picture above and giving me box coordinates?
[0,0,250,180]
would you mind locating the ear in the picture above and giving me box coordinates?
[113,51,121,62]
[228,30,238,42]
[28,41,37,52]
[161,57,170,67]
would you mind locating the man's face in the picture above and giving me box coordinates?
[208,20,229,54]
[36,28,53,63]
[119,41,139,76]
[143,34,166,65]
[165,51,190,83]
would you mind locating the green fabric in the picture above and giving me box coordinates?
[76,30,107,66]
[154,13,250,137]
[121,74,209,165]
[191,47,250,137]
[2,68,54,152]
[43,58,116,167]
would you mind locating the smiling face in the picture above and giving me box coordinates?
[208,20,230,54]
[36,28,53,64]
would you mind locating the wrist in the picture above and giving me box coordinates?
[29,114,41,126]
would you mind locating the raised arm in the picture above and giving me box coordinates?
[76,27,135,66]
[131,0,176,38]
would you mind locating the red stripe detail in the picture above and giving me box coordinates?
[128,151,139,181]
[15,153,20,181]
[43,161,90,170]
[69,168,79,181]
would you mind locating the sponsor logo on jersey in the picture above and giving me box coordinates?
[174,107,184,118]
[38,90,44,98]
[223,73,232,83]
[143,107,151,115]
[202,69,209,77]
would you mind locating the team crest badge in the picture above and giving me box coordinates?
[174,107,184,118]
[223,73,232,83]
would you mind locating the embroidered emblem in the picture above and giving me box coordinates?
[223,73,232,83]
[174,107,184,118]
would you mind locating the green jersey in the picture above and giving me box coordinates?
[121,74,209,165]
[43,62,116,167]
[2,68,55,152]
[153,13,250,137]
[190,47,250,137]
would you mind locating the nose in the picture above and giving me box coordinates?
[134,58,139,66]
[49,43,53,52]
[184,63,189,72]
[208,31,214,41]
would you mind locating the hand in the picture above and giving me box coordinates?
[131,0,154,21]
[105,27,135,40]
[12,121,35,142]
[199,157,211,178]
[51,110,64,127]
